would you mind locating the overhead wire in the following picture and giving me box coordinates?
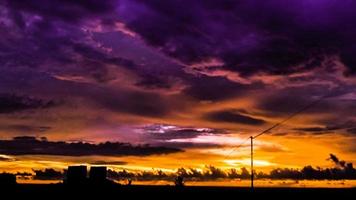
[224,93,331,159]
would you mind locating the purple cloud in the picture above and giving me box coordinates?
[0,136,182,156]
[0,0,356,149]
[204,109,266,125]
[119,0,356,76]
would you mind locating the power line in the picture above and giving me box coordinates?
[250,93,330,190]
[223,93,331,190]
[253,94,330,139]
[223,137,250,159]
[224,94,330,159]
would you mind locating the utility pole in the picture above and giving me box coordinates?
[250,136,254,191]
[228,94,328,192]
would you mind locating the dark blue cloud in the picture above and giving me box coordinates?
[0,136,182,156]
[204,110,266,125]
[0,93,58,113]
[121,0,356,76]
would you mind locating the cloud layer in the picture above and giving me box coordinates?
[0,136,182,156]
[0,0,356,173]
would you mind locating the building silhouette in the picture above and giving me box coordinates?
[65,165,112,186]
[0,173,16,186]
[66,165,87,185]
[89,166,107,184]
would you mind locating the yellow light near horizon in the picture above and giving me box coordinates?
[224,159,275,168]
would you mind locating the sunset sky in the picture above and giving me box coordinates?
[0,0,356,179]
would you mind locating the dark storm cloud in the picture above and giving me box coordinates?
[134,74,173,90]
[4,0,118,23]
[2,0,356,90]
[291,119,356,136]
[0,0,196,121]
[204,110,266,125]
[251,81,354,131]
[294,127,335,133]
[121,0,356,76]
[94,89,172,117]
[70,43,137,83]
[1,0,138,85]
[0,27,136,84]
[183,75,264,101]
[0,68,176,118]
[251,84,356,137]
[149,128,204,140]
[0,0,138,85]
[256,84,343,116]
[0,136,182,156]
[89,82,186,118]
[0,0,356,147]
[152,142,221,149]
[0,93,57,114]
[0,124,51,132]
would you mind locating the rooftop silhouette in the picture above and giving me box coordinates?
[66,165,87,185]
[89,166,108,184]
[0,173,16,186]
[65,165,114,186]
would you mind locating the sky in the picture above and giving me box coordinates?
[0,0,356,179]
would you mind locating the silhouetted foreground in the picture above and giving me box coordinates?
[1,184,355,199]
[0,173,16,185]
[1,165,355,198]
